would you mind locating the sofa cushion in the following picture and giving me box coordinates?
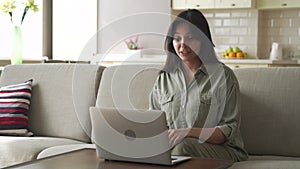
[233,68,300,157]
[0,64,105,142]
[37,143,96,159]
[96,64,162,109]
[0,79,33,136]
[0,136,84,168]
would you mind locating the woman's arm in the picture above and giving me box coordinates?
[168,127,226,147]
[188,127,226,144]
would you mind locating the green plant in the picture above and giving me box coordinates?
[0,0,38,25]
[124,36,142,50]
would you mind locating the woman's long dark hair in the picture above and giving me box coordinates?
[161,9,217,73]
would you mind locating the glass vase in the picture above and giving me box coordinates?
[11,25,23,65]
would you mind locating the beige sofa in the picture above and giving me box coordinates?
[1,64,300,168]
[95,65,300,169]
[229,68,300,169]
[0,64,105,168]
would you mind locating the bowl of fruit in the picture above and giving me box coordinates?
[221,46,248,59]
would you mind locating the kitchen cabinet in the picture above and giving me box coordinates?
[257,0,300,9]
[215,0,252,9]
[172,0,215,9]
[172,0,252,10]
[172,0,186,10]
[185,0,215,9]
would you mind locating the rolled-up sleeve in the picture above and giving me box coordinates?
[216,79,240,141]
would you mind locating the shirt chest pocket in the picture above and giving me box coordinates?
[160,94,175,127]
[200,92,212,116]
[161,94,174,107]
[200,92,212,105]
[160,94,181,113]
[193,92,212,127]
[160,94,181,115]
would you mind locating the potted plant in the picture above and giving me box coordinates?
[124,36,143,58]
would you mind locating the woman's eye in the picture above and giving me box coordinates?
[186,36,193,40]
[173,36,194,42]
[173,37,181,42]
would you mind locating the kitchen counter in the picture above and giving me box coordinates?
[96,54,166,66]
[219,58,300,68]
[219,59,300,64]
[94,53,300,67]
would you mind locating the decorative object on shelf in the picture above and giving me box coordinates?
[126,48,142,58]
[124,36,143,58]
[124,36,143,50]
[269,42,283,60]
[0,0,39,64]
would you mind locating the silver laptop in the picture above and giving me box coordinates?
[90,107,191,165]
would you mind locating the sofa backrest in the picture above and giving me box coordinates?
[96,64,300,157]
[0,64,105,142]
[233,67,300,157]
[96,64,162,109]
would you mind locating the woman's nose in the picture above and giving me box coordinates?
[180,38,186,44]
[179,40,188,48]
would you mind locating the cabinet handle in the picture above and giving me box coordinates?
[196,4,200,7]
[281,3,287,6]
[231,3,236,6]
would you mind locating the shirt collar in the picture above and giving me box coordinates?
[195,64,208,76]
[174,62,208,76]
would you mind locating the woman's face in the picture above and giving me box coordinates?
[172,23,201,64]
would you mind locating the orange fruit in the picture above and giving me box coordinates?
[236,52,244,58]
[228,52,236,58]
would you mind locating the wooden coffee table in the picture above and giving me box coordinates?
[6,148,233,169]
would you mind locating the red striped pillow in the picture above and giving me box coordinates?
[0,79,33,136]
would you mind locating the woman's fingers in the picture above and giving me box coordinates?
[168,128,189,147]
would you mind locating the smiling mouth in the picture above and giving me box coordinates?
[179,50,191,56]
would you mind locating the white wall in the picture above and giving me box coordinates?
[52,0,97,61]
[98,0,171,55]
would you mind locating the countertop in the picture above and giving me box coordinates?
[1,55,299,66]
[219,59,300,64]
[98,54,167,63]
[99,53,300,65]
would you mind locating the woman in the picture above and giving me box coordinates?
[149,9,248,161]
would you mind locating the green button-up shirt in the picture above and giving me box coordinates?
[149,63,248,161]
